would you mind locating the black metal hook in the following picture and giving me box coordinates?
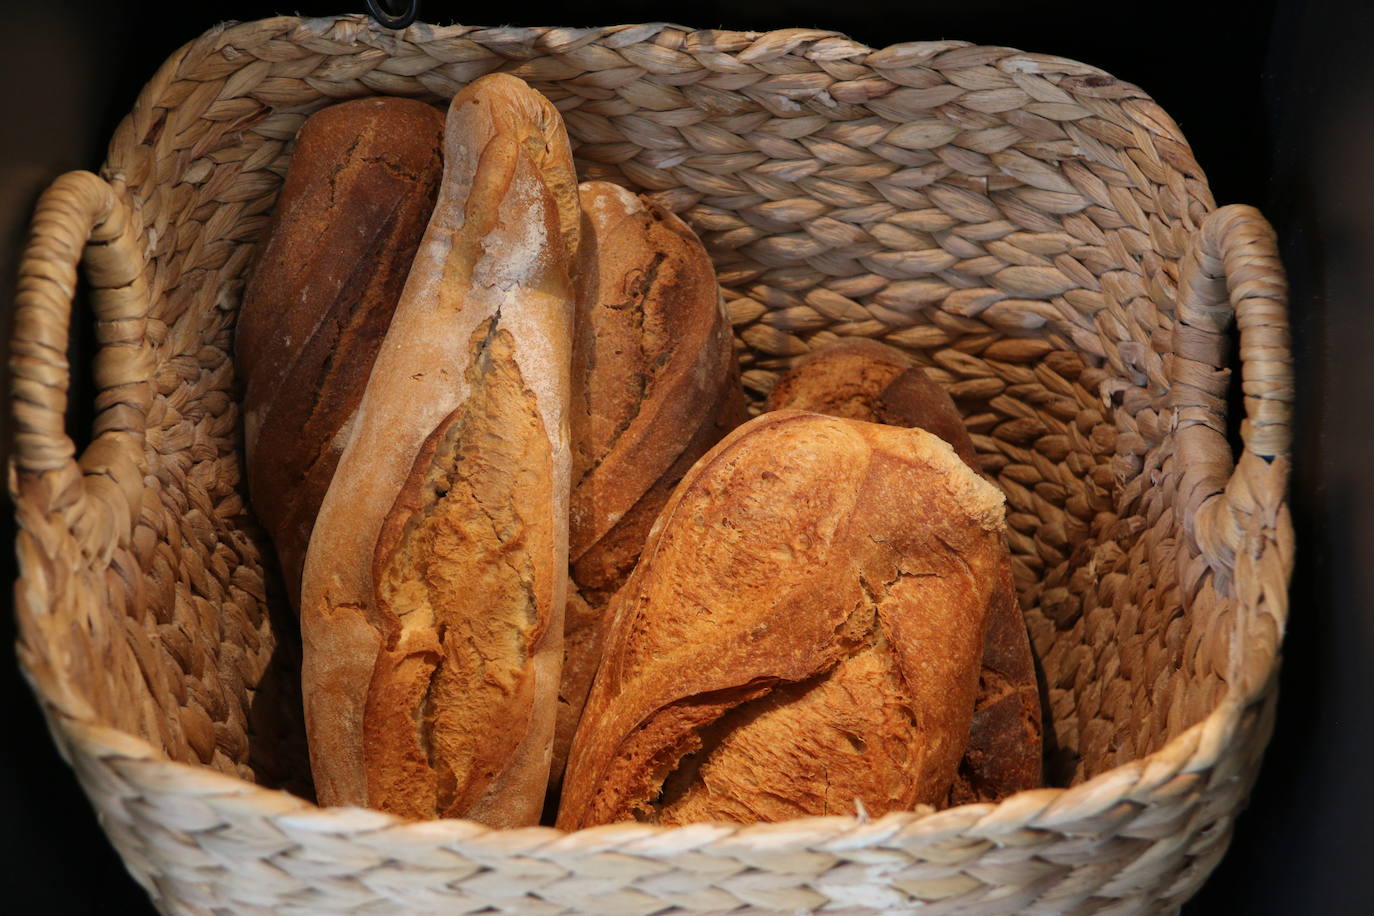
[365,0,420,30]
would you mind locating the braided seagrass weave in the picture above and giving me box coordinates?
[11,15,1292,915]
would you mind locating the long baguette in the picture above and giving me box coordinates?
[300,74,579,826]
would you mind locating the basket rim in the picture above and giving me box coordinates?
[98,14,1192,188]
[15,12,1291,849]
[20,653,1257,843]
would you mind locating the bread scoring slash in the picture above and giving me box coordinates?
[299,74,578,827]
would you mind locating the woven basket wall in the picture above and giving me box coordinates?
[11,14,1293,915]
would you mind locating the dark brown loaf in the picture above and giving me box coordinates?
[236,97,445,611]
[557,411,1007,829]
[554,181,747,788]
[951,565,1042,805]
[766,339,1042,804]
[299,74,578,826]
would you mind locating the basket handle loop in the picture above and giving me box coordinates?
[11,170,152,554]
[1172,204,1292,579]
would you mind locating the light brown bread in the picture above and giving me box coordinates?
[557,411,1007,829]
[767,338,1042,803]
[236,97,445,611]
[299,74,578,826]
[552,182,747,791]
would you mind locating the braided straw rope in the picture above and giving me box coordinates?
[10,15,1292,915]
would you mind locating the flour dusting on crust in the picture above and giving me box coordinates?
[472,172,549,292]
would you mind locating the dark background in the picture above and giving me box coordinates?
[2,0,1368,912]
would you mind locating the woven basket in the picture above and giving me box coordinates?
[11,15,1293,915]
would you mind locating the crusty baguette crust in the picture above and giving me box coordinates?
[236,97,444,610]
[300,74,577,825]
[557,411,1006,829]
[767,339,1042,803]
[551,182,746,790]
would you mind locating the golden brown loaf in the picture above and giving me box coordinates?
[554,181,747,789]
[236,97,444,610]
[299,74,579,826]
[766,339,1042,804]
[557,411,1007,829]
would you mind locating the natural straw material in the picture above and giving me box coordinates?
[11,15,1292,915]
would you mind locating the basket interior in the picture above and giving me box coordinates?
[46,19,1238,806]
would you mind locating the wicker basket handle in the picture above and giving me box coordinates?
[11,170,152,551]
[1172,204,1292,576]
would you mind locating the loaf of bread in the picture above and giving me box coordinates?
[236,97,445,610]
[765,338,975,465]
[557,411,1007,829]
[299,74,579,826]
[554,181,747,790]
[766,339,1042,803]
